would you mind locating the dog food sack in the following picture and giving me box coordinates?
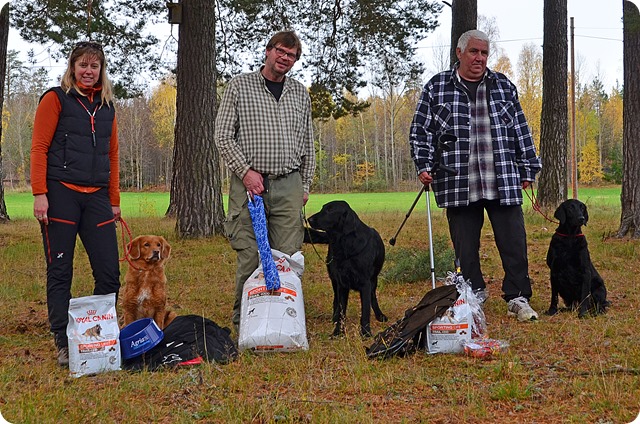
[425,293,472,354]
[239,250,309,352]
[67,293,121,377]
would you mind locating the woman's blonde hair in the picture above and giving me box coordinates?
[60,41,114,105]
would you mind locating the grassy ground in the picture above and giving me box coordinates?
[2,185,624,219]
[1,189,639,423]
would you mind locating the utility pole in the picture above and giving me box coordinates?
[570,16,578,199]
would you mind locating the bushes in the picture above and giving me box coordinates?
[382,235,456,284]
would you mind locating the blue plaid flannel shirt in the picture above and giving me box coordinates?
[410,67,542,208]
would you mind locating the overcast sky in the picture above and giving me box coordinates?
[0,0,633,93]
[419,0,625,91]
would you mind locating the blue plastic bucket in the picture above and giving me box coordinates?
[119,318,164,359]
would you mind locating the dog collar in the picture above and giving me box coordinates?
[554,232,584,237]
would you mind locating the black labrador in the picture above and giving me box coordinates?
[546,199,609,317]
[305,201,388,336]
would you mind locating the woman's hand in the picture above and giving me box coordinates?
[34,194,49,225]
[112,206,121,221]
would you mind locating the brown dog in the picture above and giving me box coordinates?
[122,235,176,330]
[82,324,102,340]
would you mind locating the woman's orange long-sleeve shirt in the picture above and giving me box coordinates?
[30,90,120,206]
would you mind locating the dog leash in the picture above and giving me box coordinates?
[302,206,332,265]
[524,190,586,237]
[524,185,559,225]
[118,217,140,271]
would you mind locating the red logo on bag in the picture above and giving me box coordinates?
[87,309,97,315]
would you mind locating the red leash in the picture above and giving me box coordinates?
[524,185,559,225]
[118,217,140,270]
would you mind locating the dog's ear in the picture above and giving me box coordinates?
[342,208,358,233]
[582,203,589,226]
[554,204,566,225]
[160,236,171,260]
[128,237,141,260]
[340,223,368,253]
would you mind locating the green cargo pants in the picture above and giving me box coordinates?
[223,171,305,328]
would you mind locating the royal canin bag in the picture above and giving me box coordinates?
[67,293,121,377]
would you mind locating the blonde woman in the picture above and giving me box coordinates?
[30,41,121,366]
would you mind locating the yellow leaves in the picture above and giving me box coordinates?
[579,140,604,183]
[332,153,350,167]
[149,79,177,150]
[354,161,375,185]
[1,109,10,146]
[517,44,543,152]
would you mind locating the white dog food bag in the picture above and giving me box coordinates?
[239,250,309,352]
[425,293,472,354]
[67,293,121,377]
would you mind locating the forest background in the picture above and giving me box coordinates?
[0,4,624,196]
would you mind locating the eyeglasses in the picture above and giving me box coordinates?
[73,41,104,53]
[273,46,297,61]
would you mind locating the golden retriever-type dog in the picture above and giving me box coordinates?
[122,235,176,330]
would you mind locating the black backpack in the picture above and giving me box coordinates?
[366,285,458,359]
[122,315,238,371]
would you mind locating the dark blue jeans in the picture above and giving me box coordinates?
[41,181,120,346]
[446,200,532,302]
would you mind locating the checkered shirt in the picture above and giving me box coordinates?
[409,66,542,208]
[215,68,316,192]
[466,77,498,202]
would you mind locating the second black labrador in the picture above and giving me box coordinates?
[306,201,387,336]
[546,199,609,317]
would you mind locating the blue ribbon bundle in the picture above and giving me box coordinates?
[247,194,281,291]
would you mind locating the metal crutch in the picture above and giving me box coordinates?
[425,133,458,289]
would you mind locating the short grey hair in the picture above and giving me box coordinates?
[457,29,490,54]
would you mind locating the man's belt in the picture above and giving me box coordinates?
[261,169,299,180]
[260,169,299,193]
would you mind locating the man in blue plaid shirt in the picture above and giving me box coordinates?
[410,29,542,321]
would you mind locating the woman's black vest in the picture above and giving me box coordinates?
[44,87,115,187]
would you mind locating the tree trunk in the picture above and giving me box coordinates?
[0,4,9,222]
[618,0,640,238]
[168,0,224,238]
[537,0,568,208]
[450,0,477,67]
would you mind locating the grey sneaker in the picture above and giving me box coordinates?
[507,296,539,322]
[57,346,69,367]
[473,288,488,304]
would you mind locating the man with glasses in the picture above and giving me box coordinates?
[215,31,315,333]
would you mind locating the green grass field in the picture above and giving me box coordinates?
[2,186,623,219]
[1,184,638,423]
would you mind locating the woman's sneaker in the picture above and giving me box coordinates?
[57,346,69,367]
[507,296,539,322]
[54,333,69,367]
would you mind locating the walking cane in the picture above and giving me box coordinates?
[425,133,458,289]
[389,186,425,246]
[425,184,437,289]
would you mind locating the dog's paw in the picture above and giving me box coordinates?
[376,313,388,323]
[331,326,345,338]
[578,311,589,319]
[545,308,558,316]
[360,326,373,338]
